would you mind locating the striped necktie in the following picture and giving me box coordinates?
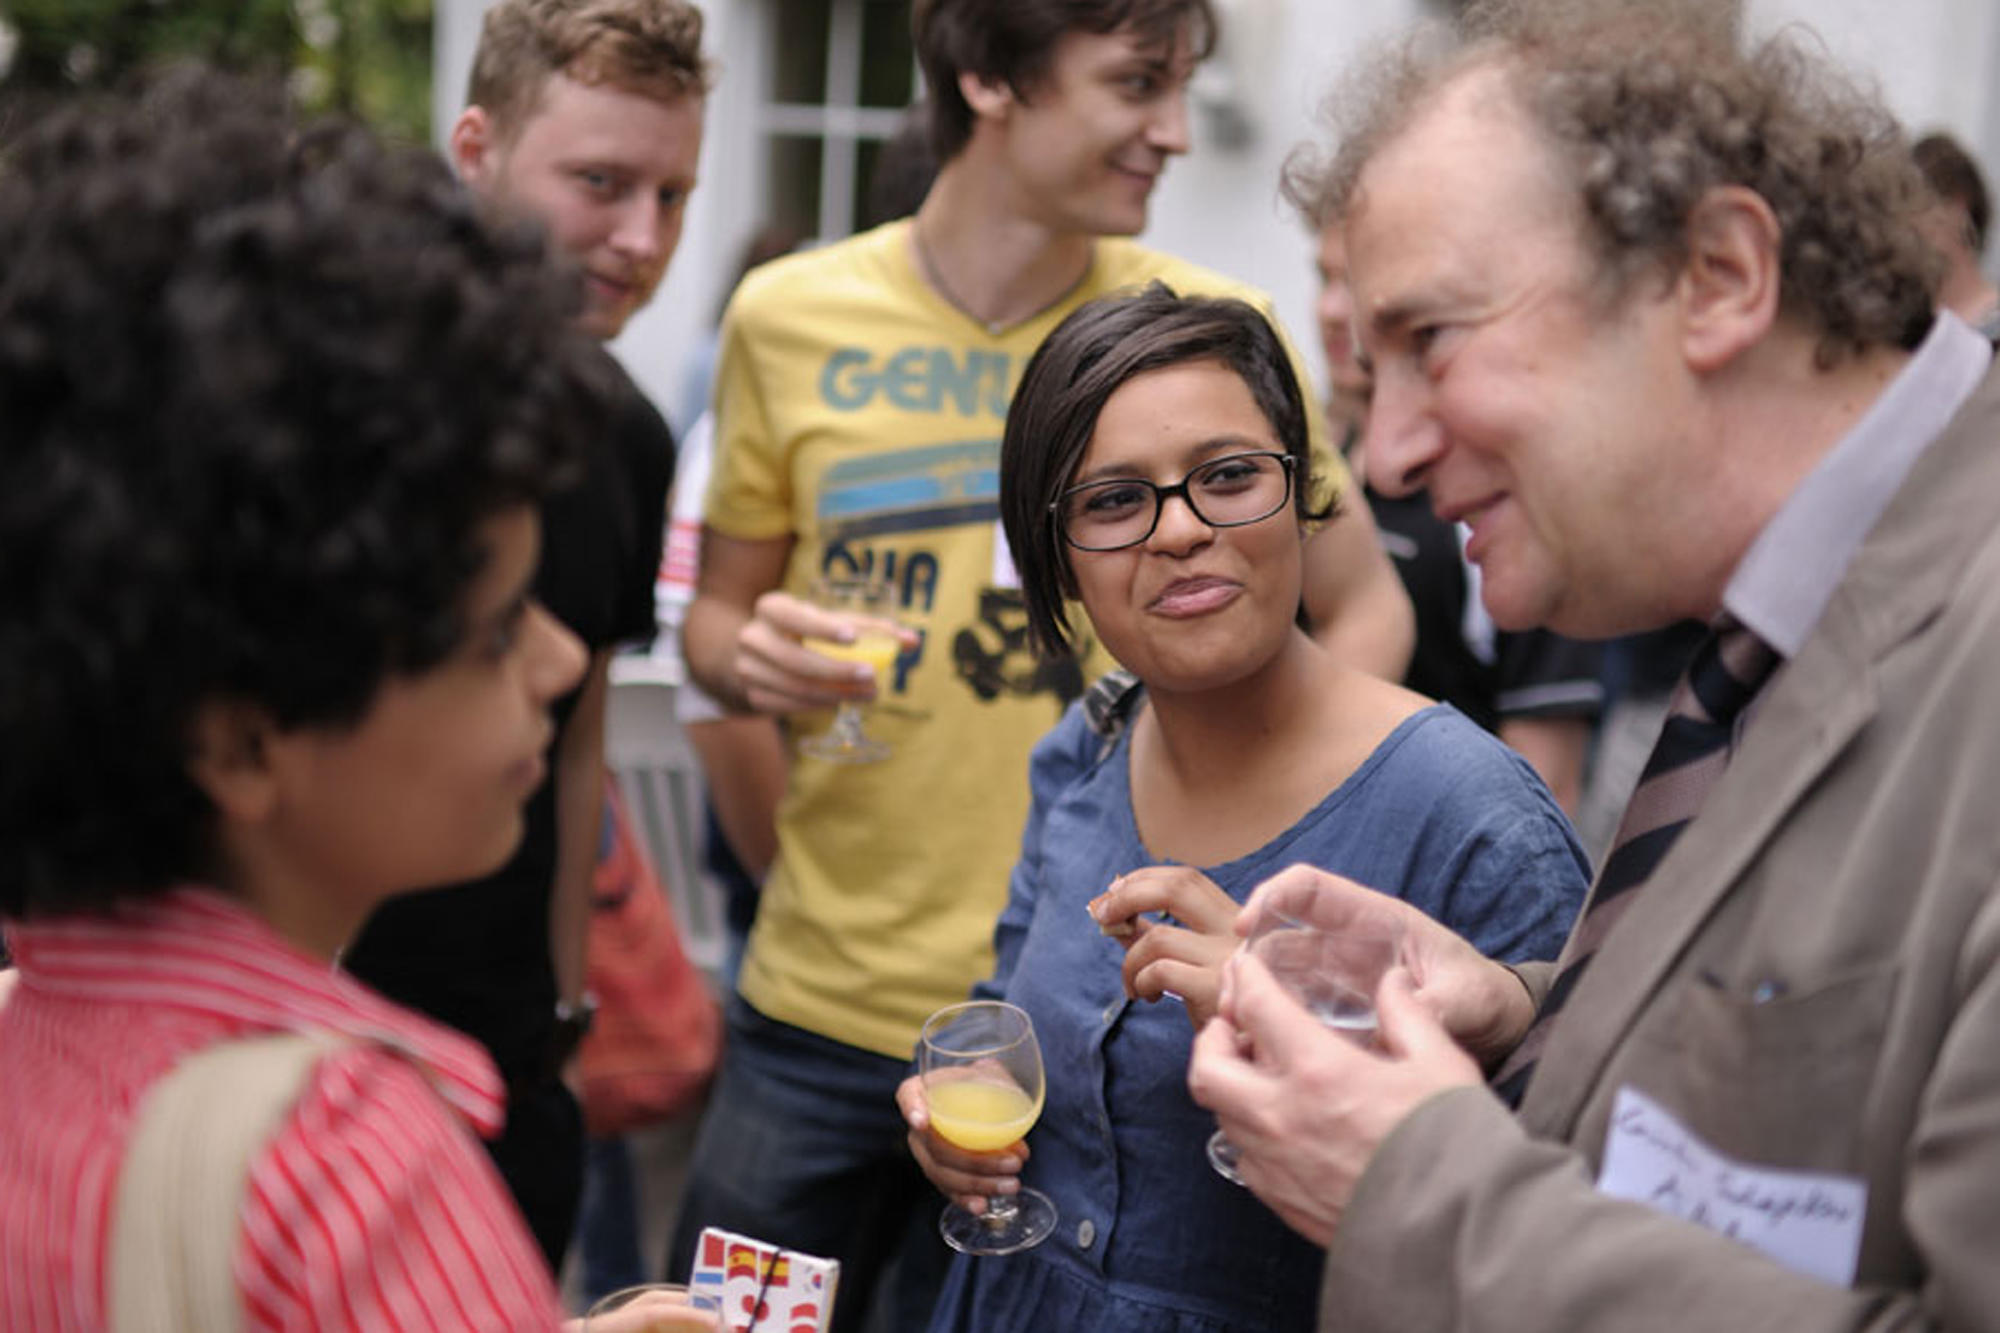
[1491,615,1780,1108]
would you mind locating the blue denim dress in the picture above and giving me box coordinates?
[925,690,1589,1333]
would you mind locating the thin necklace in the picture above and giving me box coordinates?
[911,219,1094,338]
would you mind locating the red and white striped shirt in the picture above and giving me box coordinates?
[0,888,564,1331]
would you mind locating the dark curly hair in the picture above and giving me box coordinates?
[1000,282,1328,658]
[1286,0,1938,366]
[0,67,609,917]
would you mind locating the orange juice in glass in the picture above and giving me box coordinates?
[925,1077,1044,1153]
[800,577,899,763]
[919,1000,1058,1255]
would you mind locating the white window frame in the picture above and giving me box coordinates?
[759,0,917,241]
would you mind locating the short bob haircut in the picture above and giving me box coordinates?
[1000,282,1327,659]
[467,0,712,141]
[0,68,607,918]
[914,0,1216,163]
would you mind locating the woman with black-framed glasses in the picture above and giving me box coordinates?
[895,284,1589,1333]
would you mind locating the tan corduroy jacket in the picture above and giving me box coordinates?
[1322,362,2000,1332]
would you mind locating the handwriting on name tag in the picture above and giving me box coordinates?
[1597,1085,1866,1285]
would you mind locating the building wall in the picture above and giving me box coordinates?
[1749,0,2000,148]
[437,0,2000,414]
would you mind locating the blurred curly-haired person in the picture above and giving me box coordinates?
[0,68,717,1333]
[340,0,709,1272]
[1189,2,2000,1330]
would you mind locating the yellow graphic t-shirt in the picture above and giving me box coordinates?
[706,220,1345,1057]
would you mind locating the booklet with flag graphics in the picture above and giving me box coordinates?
[688,1227,840,1333]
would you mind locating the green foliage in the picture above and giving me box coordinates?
[0,0,434,142]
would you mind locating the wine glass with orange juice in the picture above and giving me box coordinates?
[919,1000,1058,1255]
[799,575,901,763]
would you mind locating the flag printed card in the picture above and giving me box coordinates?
[688,1227,840,1333]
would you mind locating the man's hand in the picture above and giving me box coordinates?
[731,589,912,715]
[1238,865,1536,1068]
[1089,866,1242,1029]
[896,1072,1028,1214]
[1188,953,1481,1247]
[682,529,916,716]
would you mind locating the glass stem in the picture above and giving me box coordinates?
[830,704,867,745]
[982,1195,1018,1230]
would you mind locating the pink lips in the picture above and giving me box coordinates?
[1149,576,1240,617]
[586,272,633,304]
[1437,493,1502,559]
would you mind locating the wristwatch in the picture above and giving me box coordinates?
[551,993,598,1067]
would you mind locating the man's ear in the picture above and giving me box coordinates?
[185,701,280,826]
[958,69,1016,123]
[1678,184,1783,373]
[448,105,499,187]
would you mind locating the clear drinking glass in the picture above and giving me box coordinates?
[919,1000,1059,1255]
[1208,912,1404,1184]
[582,1282,723,1331]
[798,576,901,764]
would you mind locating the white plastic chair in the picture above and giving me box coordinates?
[604,657,728,984]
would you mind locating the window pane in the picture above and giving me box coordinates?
[771,0,831,104]
[768,134,826,240]
[858,0,914,108]
[852,137,885,233]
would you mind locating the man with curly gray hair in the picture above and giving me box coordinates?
[1190,2,2000,1329]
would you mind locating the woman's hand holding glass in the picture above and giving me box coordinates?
[903,1000,1058,1255]
[897,1070,1028,1211]
[1087,866,1243,1030]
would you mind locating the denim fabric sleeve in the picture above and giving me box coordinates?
[970,703,1103,1004]
[1431,801,1591,965]
[1394,719,1592,965]
[1325,709,1591,968]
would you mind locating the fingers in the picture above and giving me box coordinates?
[1239,864,1424,944]
[1229,952,1366,1074]
[758,590,915,653]
[735,593,897,712]
[895,1074,928,1131]
[1187,1013,1265,1117]
[1091,866,1241,939]
[1131,956,1222,1028]
[1121,923,1229,1028]
[905,1127,1026,1209]
[582,1293,723,1333]
[1373,967,1480,1084]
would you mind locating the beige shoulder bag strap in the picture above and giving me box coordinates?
[109,1032,338,1333]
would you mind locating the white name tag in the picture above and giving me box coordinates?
[1597,1085,1866,1285]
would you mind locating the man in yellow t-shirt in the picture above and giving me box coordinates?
[672,2,1413,1327]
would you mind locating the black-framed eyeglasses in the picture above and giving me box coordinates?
[1052,451,1297,552]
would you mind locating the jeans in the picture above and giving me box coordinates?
[576,1135,647,1302]
[667,995,949,1333]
